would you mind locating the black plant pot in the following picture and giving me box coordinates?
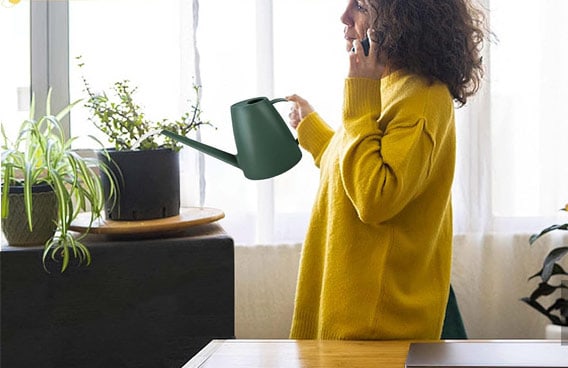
[98,149,180,221]
[1,183,58,246]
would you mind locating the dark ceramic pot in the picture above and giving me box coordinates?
[98,149,180,221]
[1,183,58,246]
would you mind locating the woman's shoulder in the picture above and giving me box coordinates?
[383,70,453,111]
[380,70,454,135]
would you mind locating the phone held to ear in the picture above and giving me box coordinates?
[351,37,370,56]
[361,37,370,56]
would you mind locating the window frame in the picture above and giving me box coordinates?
[30,0,70,135]
[32,0,284,244]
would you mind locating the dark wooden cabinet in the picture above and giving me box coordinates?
[0,223,234,368]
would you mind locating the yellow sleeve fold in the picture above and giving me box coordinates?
[339,78,434,224]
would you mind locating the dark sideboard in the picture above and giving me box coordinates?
[0,223,235,368]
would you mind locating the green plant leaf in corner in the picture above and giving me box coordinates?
[541,247,568,282]
[529,223,568,245]
[521,297,564,325]
[528,263,568,281]
[529,282,558,300]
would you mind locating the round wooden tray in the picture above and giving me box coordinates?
[70,207,224,235]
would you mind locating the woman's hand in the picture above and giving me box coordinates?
[348,30,387,79]
[286,94,314,129]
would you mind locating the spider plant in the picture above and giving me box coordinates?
[1,89,116,272]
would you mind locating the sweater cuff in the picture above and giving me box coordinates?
[297,112,334,164]
[343,78,382,122]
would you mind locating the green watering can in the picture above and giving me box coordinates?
[161,97,302,180]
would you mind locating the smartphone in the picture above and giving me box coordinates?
[352,37,370,56]
[361,37,370,56]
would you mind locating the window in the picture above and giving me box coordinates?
[10,0,568,244]
[68,0,192,148]
[196,0,346,243]
[67,0,346,244]
[489,0,568,219]
[0,0,30,141]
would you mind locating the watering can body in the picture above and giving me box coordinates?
[161,97,302,180]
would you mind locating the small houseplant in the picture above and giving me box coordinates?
[80,74,209,152]
[521,204,568,330]
[1,89,115,272]
[78,58,210,220]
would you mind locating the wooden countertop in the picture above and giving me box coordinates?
[182,339,567,368]
[183,339,414,368]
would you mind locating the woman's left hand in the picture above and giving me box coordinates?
[286,94,314,130]
[348,31,386,79]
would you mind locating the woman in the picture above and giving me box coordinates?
[287,0,486,340]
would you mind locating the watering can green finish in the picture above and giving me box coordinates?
[161,97,302,180]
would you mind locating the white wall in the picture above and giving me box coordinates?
[235,243,301,339]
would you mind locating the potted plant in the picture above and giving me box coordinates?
[78,58,210,221]
[1,89,116,272]
[521,203,568,338]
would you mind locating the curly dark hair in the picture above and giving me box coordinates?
[367,0,487,106]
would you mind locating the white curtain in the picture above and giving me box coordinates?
[189,0,344,245]
[449,0,568,338]
[190,0,568,242]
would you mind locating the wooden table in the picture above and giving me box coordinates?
[183,339,567,368]
[182,339,414,368]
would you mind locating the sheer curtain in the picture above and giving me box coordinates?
[488,0,568,223]
[453,0,568,236]
[194,0,568,244]
[193,0,345,245]
[450,0,568,338]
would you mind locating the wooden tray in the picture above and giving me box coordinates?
[70,207,224,235]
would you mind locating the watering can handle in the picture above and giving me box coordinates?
[269,97,299,144]
[270,98,288,104]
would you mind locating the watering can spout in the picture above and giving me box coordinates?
[160,130,240,169]
[161,96,302,180]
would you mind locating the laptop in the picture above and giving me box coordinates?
[405,341,568,368]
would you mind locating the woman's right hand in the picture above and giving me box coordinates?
[286,94,314,129]
[348,30,387,79]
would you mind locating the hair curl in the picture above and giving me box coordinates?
[367,0,487,106]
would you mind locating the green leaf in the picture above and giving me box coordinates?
[521,297,564,325]
[529,223,568,245]
[528,263,568,281]
[4,88,109,273]
[542,247,568,282]
[61,240,70,273]
[55,98,83,122]
[529,282,557,300]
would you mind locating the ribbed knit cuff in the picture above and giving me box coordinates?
[297,112,334,163]
[289,308,320,339]
[342,78,382,122]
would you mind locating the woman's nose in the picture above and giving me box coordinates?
[340,8,352,26]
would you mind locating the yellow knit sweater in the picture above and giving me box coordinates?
[289,70,455,340]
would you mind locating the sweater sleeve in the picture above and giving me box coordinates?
[296,111,335,168]
[339,78,435,224]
